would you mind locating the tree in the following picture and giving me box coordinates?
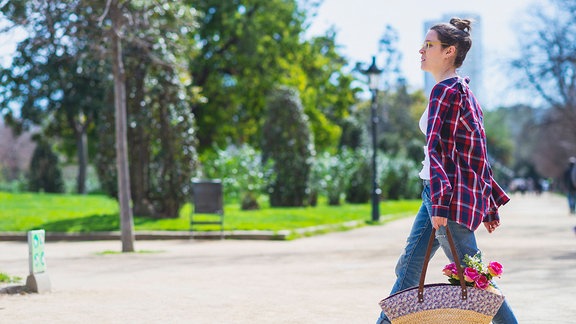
[349,24,425,163]
[185,0,356,153]
[483,105,523,182]
[377,25,403,91]
[511,0,576,178]
[28,140,64,193]
[0,0,109,194]
[95,1,200,219]
[2,0,200,221]
[262,86,314,206]
[280,28,358,151]
[100,0,135,252]
[377,81,427,162]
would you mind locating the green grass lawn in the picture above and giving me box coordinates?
[0,191,420,233]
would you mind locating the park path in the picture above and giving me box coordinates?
[1,192,575,323]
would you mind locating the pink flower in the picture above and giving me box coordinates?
[474,274,490,289]
[463,267,479,283]
[488,261,503,277]
[444,255,504,289]
[443,263,458,278]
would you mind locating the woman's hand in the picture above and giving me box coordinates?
[484,220,500,233]
[431,216,447,230]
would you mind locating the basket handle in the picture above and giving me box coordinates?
[417,226,468,302]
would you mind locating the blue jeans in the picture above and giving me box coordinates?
[568,189,576,214]
[376,184,518,324]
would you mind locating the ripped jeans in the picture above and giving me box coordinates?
[376,184,518,324]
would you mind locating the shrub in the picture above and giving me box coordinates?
[0,167,27,193]
[379,154,421,200]
[345,150,372,204]
[262,87,314,207]
[310,149,356,205]
[201,144,274,210]
[28,140,64,193]
[344,150,421,204]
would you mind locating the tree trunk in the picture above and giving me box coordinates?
[110,0,135,252]
[76,123,88,194]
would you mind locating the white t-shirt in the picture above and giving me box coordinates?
[418,107,431,180]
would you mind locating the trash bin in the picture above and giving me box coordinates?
[190,180,224,239]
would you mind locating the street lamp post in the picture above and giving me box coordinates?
[361,56,383,222]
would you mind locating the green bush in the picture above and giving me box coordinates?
[379,154,421,200]
[310,149,356,205]
[0,167,27,193]
[201,144,274,210]
[345,151,372,204]
[262,87,314,207]
[344,150,421,204]
[28,141,64,193]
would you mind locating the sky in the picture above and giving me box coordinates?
[0,17,26,68]
[306,0,545,108]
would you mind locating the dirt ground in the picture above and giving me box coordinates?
[1,193,575,323]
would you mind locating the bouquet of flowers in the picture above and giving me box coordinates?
[443,253,503,290]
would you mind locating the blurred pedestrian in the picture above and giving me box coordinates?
[564,157,576,215]
[376,18,517,324]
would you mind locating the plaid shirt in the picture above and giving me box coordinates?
[427,76,509,231]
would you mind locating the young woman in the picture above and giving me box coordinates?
[376,18,518,323]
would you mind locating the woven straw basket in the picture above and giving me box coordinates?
[379,283,504,324]
[379,226,505,324]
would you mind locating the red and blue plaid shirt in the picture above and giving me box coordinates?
[427,76,509,231]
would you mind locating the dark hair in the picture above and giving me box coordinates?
[431,17,472,68]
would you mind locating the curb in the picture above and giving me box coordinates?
[0,220,367,242]
[0,230,284,242]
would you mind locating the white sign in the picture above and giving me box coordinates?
[28,230,47,274]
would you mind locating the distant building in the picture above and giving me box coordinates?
[423,13,483,102]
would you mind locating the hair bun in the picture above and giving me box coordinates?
[450,17,472,34]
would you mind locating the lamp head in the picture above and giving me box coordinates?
[364,56,383,91]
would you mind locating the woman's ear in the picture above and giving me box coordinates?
[444,45,456,58]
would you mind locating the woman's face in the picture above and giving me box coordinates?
[419,30,450,73]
